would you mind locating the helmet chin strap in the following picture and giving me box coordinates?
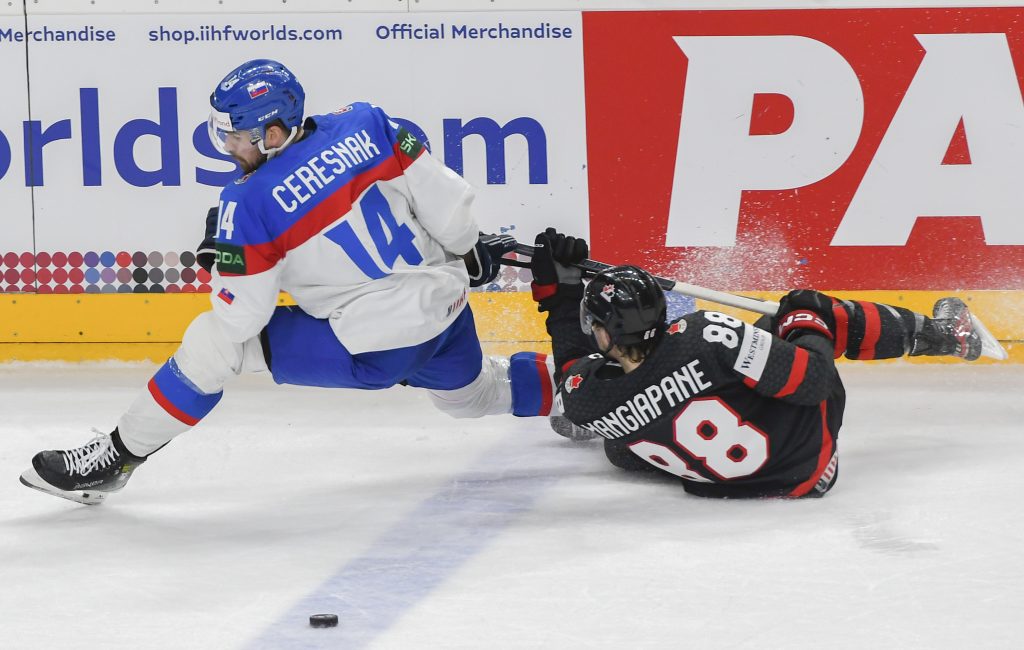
[589,326,618,362]
[257,125,300,158]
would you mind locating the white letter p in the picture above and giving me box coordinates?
[667,36,863,247]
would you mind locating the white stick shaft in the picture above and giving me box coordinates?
[506,240,780,316]
[503,237,1010,359]
[669,282,780,316]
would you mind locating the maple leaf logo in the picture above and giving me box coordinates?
[564,374,584,394]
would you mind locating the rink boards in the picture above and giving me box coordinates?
[1,290,1019,362]
[1,1,1023,360]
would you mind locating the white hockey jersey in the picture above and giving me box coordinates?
[208,103,480,354]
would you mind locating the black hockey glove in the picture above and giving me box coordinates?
[774,289,836,343]
[196,206,218,274]
[465,232,517,287]
[530,228,589,303]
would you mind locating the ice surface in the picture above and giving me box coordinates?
[1,362,1022,649]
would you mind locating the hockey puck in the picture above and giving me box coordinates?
[309,614,338,628]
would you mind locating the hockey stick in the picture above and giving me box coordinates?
[497,239,1009,361]
[500,241,781,316]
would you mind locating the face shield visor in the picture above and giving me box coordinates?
[207,109,237,156]
[579,299,599,336]
[205,109,264,158]
[208,107,296,161]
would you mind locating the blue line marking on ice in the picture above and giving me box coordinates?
[245,435,578,649]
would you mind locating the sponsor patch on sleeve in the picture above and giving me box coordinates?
[732,323,771,382]
[396,127,424,160]
[215,243,247,275]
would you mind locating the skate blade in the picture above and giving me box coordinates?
[19,467,108,506]
[970,314,1008,361]
[549,415,599,442]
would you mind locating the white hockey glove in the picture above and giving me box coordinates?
[465,232,517,287]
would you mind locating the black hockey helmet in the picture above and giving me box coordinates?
[580,265,667,347]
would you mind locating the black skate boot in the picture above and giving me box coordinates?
[20,429,146,505]
[550,415,599,442]
[909,297,982,361]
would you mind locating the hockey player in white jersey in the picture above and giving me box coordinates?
[20,59,556,505]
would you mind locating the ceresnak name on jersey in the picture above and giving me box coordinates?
[270,129,382,213]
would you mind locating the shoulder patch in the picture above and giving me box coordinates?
[667,320,687,335]
[332,104,354,114]
[564,374,584,394]
[215,243,247,275]
[234,172,253,185]
[732,323,772,382]
[396,127,424,159]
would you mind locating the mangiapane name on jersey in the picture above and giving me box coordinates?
[577,359,713,440]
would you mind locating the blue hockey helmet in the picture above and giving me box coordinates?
[208,59,305,156]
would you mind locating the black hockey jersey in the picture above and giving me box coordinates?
[551,305,845,498]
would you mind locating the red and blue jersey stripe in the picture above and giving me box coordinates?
[217,104,421,277]
[147,358,224,426]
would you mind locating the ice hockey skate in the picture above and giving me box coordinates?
[963,305,1008,361]
[20,429,146,505]
[910,297,1006,361]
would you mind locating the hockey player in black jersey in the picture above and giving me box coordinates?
[531,229,985,498]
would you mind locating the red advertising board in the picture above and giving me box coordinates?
[583,8,1024,290]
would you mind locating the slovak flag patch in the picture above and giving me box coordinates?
[217,288,235,304]
[247,81,269,99]
[564,374,583,394]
